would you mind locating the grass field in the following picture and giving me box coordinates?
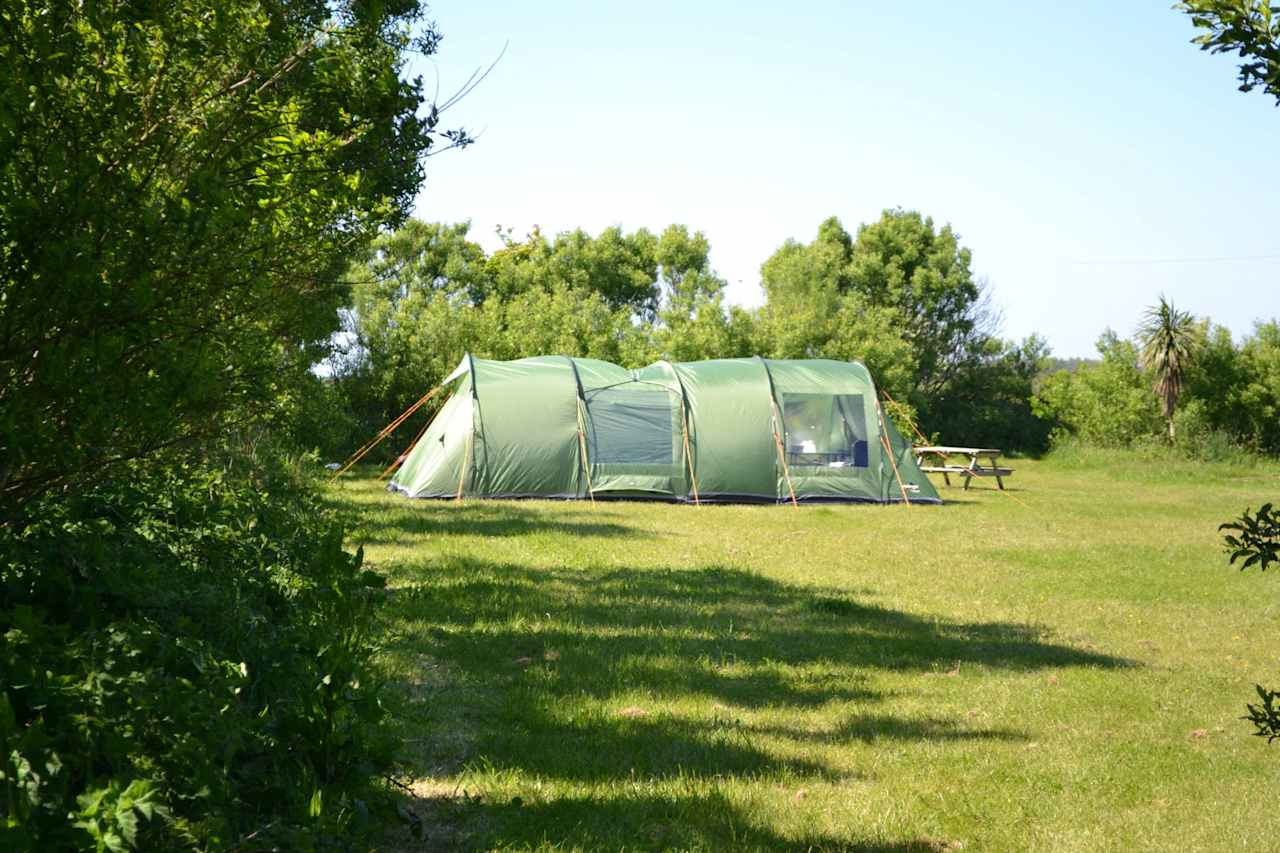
[327,452,1280,852]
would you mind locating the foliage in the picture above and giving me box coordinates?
[485,225,661,316]
[754,211,1047,450]
[1136,295,1202,441]
[334,217,1280,464]
[339,220,751,450]
[1236,320,1280,453]
[1220,503,1280,571]
[1,450,393,849]
[1042,316,1280,458]
[1,1,455,847]
[650,225,754,364]
[929,335,1054,454]
[1243,686,1280,743]
[755,225,916,401]
[339,221,664,445]
[1033,331,1163,448]
[1179,0,1280,104]
[0,0,465,508]
[758,210,989,401]
[845,211,989,397]
[1164,398,1253,464]
[1182,324,1253,445]
[339,221,499,439]
[498,283,644,363]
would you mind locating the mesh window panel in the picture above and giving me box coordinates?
[781,393,868,468]
[586,388,677,465]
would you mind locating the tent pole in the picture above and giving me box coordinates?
[756,357,798,510]
[680,397,700,506]
[575,398,596,507]
[874,397,912,506]
[330,383,444,482]
[455,426,472,502]
[768,399,799,510]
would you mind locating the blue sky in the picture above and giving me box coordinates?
[408,1,1278,358]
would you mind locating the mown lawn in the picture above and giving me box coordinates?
[327,453,1280,852]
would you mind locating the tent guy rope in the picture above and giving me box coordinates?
[874,396,912,506]
[329,383,445,481]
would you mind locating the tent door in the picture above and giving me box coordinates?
[584,385,682,495]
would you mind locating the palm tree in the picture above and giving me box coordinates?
[1137,295,1200,442]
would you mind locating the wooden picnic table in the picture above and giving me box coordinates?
[913,446,1013,490]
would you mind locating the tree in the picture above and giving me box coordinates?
[1237,320,1280,452]
[0,0,468,510]
[755,211,1045,446]
[1179,1,1280,104]
[498,283,641,363]
[1033,331,1163,447]
[1137,295,1201,441]
[758,222,854,361]
[339,221,674,442]
[485,225,660,318]
[339,221,494,431]
[0,2,465,844]
[846,210,989,397]
[651,225,751,362]
[930,335,1054,454]
[758,211,996,401]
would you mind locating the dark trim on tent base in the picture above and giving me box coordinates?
[386,482,941,506]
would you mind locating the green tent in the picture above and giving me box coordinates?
[389,355,941,505]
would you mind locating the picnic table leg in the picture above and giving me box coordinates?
[986,452,1005,489]
[943,471,951,487]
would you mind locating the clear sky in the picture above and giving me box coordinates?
[407,1,1278,358]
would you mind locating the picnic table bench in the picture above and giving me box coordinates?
[913,446,1013,490]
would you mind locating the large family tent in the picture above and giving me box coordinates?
[388,355,941,505]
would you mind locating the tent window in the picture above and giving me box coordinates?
[586,388,676,465]
[781,393,868,469]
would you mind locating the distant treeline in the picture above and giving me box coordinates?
[321,215,1280,462]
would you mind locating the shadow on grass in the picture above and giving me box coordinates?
[406,787,961,852]
[326,491,642,545]
[746,714,1025,745]
[382,559,1131,848]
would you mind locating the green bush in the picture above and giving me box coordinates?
[1171,400,1255,464]
[1,451,393,850]
[1032,333,1163,448]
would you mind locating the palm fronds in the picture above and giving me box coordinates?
[1136,295,1200,439]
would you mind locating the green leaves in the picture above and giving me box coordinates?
[1034,333,1164,448]
[1136,295,1202,439]
[1219,502,1279,571]
[1178,1,1280,104]
[72,779,169,853]
[1243,683,1280,742]
[1,456,395,848]
[0,0,468,508]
